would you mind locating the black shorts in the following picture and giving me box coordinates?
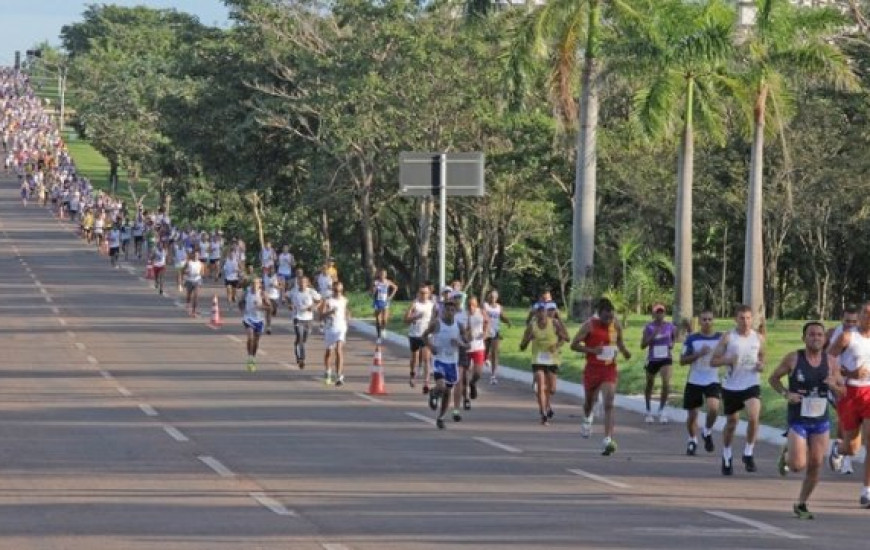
[645,358,672,375]
[459,348,470,368]
[532,364,559,374]
[409,336,426,352]
[225,279,239,288]
[722,385,761,416]
[109,247,119,257]
[134,236,143,243]
[683,382,722,410]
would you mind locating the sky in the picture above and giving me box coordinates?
[0,1,232,67]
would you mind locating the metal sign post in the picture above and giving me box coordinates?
[399,152,485,290]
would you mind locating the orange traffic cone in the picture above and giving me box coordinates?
[366,345,388,395]
[208,294,223,329]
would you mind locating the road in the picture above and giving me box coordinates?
[0,173,867,549]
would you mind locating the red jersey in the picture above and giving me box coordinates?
[583,317,619,369]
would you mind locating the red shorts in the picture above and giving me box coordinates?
[837,385,870,432]
[468,350,486,367]
[584,364,617,393]
[153,266,166,275]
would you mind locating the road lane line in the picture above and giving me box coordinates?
[50,306,59,314]
[57,318,66,326]
[75,342,86,351]
[567,468,631,489]
[99,370,114,380]
[65,331,75,338]
[39,287,48,295]
[116,386,133,397]
[164,425,190,443]
[86,355,98,365]
[704,510,807,540]
[198,455,233,477]
[474,437,522,454]
[322,544,352,550]
[44,296,53,303]
[282,362,296,369]
[139,404,159,417]
[226,335,242,343]
[405,412,436,425]
[250,492,296,516]
[355,392,385,404]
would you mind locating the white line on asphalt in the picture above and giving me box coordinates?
[250,492,296,516]
[116,386,133,397]
[704,510,807,540]
[50,306,59,314]
[259,350,269,356]
[57,318,67,326]
[65,331,75,339]
[39,287,47,295]
[567,468,631,489]
[474,437,522,454]
[282,362,296,369]
[198,455,234,477]
[355,392,385,404]
[322,544,352,550]
[75,342,86,351]
[86,355,98,365]
[100,370,113,380]
[405,412,436,425]
[164,425,190,443]
[226,335,242,343]
[44,296,53,303]
[139,404,159,416]
[138,277,146,282]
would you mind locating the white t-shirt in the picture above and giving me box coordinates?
[316,272,333,297]
[243,290,265,323]
[263,274,280,300]
[223,258,239,281]
[408,300,435,338]
[722,329,762,391]
[323,296,348,332]
[682,332,722,386]
[845,331,870,387]
[466,309,486,352]
[107,229,120,248]
[290,288,321,321]
[185,260,204,283]
[278,252,293,276]
[484,302,503,337]
[432,319,461,364]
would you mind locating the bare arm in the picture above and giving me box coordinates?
[615,321,631,360]
[519,324,534,351]
[767,351,801,404]
[710,334,733,368]
[570,321,595,354]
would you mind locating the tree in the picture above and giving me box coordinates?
[740,0,857,325]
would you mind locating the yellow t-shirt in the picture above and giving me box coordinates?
[530,318,560,365]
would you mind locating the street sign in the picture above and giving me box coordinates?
[399,152,485,197]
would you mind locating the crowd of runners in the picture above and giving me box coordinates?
[5,65,870,521]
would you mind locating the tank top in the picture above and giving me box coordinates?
[263,274,280,299]
[484,302,502,337]
[466,309,486,352]
[433,319,460,364]
[722,329,762,391]
[408,300,435,338]
[185,260,203,283]
[845,331,870,387]
[584,317,618,368]
[787,350,830,424]
[153,249,166,267]
[244,291,265,322]
[530,317,559,365]
[374,281,390,301]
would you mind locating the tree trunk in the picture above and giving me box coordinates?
[720,224,728,318]
[109,158,119,195]
[571,0,601,320]
[674,80,695,331]
[743,84,767,327]
[249,192,265,251]
[358,175,376,287]
[320,208,331,260]
[416,196,434,289]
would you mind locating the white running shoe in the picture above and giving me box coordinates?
[841,455,854,475]
[580,419,592,439]
[644,413,655,424]
[828,440,844,472]
[658,411,669,424]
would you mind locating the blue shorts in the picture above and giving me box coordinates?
[243,318,264,335]
[373,299,389,312]
[433,360,459,387]
[788,420,830,439]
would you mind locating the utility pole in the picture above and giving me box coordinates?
[59,64,67,132]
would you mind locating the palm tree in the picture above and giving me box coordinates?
[740,0,857,326]
[507,0,644,319]
[628,0,736,329]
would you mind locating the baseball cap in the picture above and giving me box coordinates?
[652,303,666,313]
[441,285,452,294]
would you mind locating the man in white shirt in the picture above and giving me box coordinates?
[288,276,321,369]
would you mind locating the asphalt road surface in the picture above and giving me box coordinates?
[1,173,867,549]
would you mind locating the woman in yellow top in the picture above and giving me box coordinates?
[82,210,95,244]
[520,303,569,425]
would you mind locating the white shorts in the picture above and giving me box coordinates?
[324,328,347,349]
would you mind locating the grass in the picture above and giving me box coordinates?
[347,291,819,429]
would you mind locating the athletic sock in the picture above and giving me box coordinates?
[862,486,870,498]
[689,436,698,444]
[744,443,755,456]
[702,427,711,437]
[723,446,732,460]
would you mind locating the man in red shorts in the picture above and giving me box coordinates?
[571,297,631,455]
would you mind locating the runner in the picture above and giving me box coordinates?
[422,296,467,429]
[483,289,511,384]
[222,247,242,306]
[520,303,569,425]
[825,305,859,475]
[457,296,490,412]
[262,265,281,335]
[106,221,121,269]
[288,276,321,369]
[711,305,766,476]
[183,250,205,317]
[571,297,632,455]
[239,277,269,372]
[173,239,188,293]
[132,216,145,260]
[404,285,435,392]
[768,321,836,519]
[277,245,294,291]
[641,304,677,424]
[827,301,870,508]
[119,218,131,261]
[321,281,350,386]
[209,232,223,282]
[679,310,722,455]
[150,240,167,295]
[260,240,276,271]
[315,262,335,332]
[371,269,398,343]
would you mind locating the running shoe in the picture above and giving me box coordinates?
[546,407,555,419]
[841,456,854,475]
[793,503,814,520]
[409,371,416,389]
[828,440,844,472]
[246,358,257,373]
[469,382,478,400]
[601,438,617,456]
[742,454,757,473]
[335,375,345,387]
[721,456,733,476]
[463,398,471,411]
[860,495,870,509]
[436,418,445,430]
[777,445,789,477]
[580,419,592,439]
[324,372,334,386]
[422,384,430,395]
[452,410,462,422]
[428,391,439,411]
[266,328,272,335]
[297,360,305,370]
[540,414,549,426]
[644,413,655,424]
[658,411,669,424]
[702,433,715,453]
[489,376,498,385]
[686,441,697,456]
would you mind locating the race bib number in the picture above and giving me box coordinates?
[653,345,669,360]
[536,352,553,364]
[737,354,757,371]
[801,396,827,418]
[597,346,616,362]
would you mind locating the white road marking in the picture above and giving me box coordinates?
[567,468,631,489]
[198,455,234,477]
[139,404,159,417]
[355,392,385,404]
[704,510,807,540]
[474,437,522,454]
[57,318,66,326]
[405,412,436,425]
[226,335,242,343]
[44,296,53,304]
[250,492,296,516]
[260,350,269,356]
[163,425,190,443]
[65,331,75,338]
[322,544,352,550]
[75,342,86,351]
[86,355,98,365]
[39,287,48,295]
[50,306,59,314]
[282,362,296,369]
[116,386,133,397]
[138,277,146,282]
[99,370,114,380]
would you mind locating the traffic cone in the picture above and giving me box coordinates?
[366,344,388,395]
[209,294,222,329]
